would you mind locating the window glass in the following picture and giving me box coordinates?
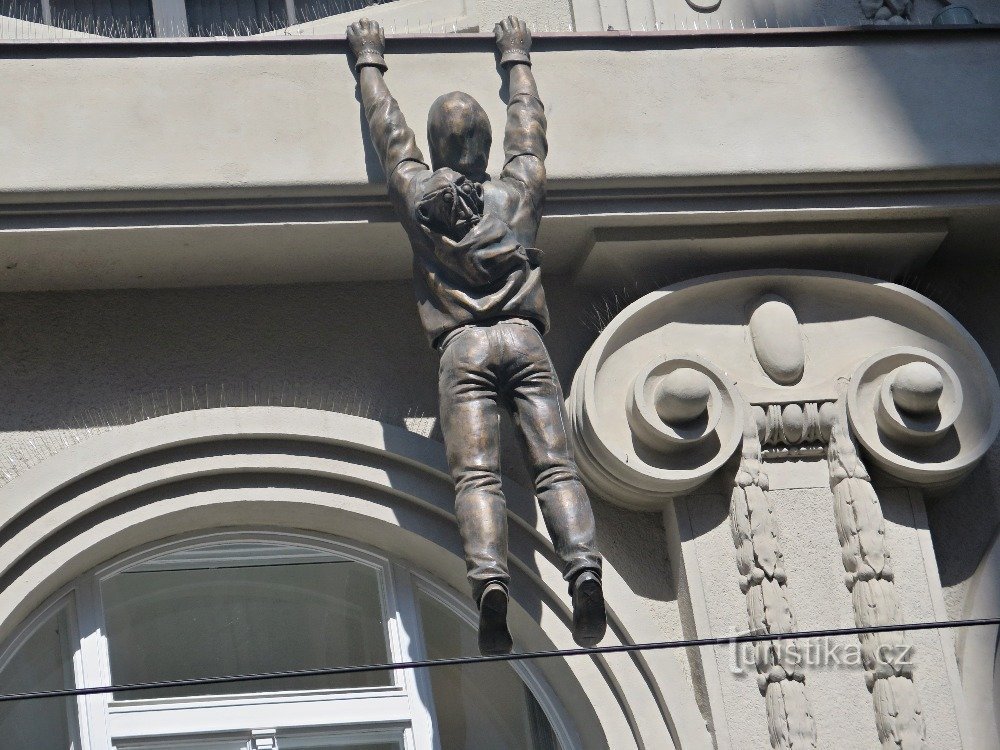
[0,605,80,750]
[102,541,391,699]
[417,590,560,750]
[115,735,399,749]
[281,738,399,750]
[48,0,155,37]
[291,0,352,24]
[2,0,44,24]
[183,0,287,36]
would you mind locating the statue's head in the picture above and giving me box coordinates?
[427,92,492,179]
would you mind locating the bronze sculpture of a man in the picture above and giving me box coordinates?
[348,16,605,654]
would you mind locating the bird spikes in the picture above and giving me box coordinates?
[0,381,436,486]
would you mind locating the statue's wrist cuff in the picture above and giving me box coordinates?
[355,50,388,72]
[500,49,531,66]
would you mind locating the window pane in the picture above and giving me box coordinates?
[102,541,391,699]
[114,738,248,750]
[1,0,44,24]
[417,591,560,750]
[48,0,155,37]
[281,739,398,750]
[0,606,81,750]
[290,0,350,24]
[115,732,400,749]
[183,0,287,36]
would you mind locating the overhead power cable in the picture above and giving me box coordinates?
[1,616,997,704]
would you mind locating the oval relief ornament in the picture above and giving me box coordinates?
[748,294,805,386]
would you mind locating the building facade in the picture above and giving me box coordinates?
[1,1,999,748]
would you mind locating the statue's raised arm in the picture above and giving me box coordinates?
[348,19,428,199]
[348,16,605,656]
[496,16,547,220]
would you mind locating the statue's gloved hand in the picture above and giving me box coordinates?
[495,15,531,67]
[347,18,387,72]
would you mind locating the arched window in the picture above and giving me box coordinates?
[0,531,567,750]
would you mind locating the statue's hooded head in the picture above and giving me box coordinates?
[427,92,492,179]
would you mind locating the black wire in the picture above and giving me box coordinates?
[2,616,997,704]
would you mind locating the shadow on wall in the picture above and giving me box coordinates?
[911,260,1000,602]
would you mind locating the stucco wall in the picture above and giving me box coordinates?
[1,265,998,747]
[1,24,997,749]
[0,277,694,691]
[477,0,573,30]
[0,275,707,738]
[3,32,1000,200]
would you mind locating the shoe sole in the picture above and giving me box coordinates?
[479,586,513,655]
[573,576,607,647]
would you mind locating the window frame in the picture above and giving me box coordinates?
[22,0,295,37]
[1,529,572,750]
[0,591,83,750]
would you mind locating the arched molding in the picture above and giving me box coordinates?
[958,528,1000,750]
[0,406,712,750]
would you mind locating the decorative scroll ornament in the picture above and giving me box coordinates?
[731,406,818,749]
[568,271,997,747]
[569,270,1000,509]
[570,351,742,509]
[846,347,990,485]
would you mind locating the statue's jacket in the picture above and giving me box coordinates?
[365,82,551,347]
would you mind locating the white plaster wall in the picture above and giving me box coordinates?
[0,276,717,745]
[3,35,1000,200]
[477,0,574,31]
[1,269,998,746]
[0,276,705,733]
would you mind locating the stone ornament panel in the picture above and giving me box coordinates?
[568,270,1000,509]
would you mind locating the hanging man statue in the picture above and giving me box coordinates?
[347,16,605,655]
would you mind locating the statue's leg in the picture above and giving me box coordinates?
[498,322,602,586]
[438,326,509,605]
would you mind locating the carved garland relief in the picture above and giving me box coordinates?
[568,270,1000,749]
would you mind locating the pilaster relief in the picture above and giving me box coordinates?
[828,397,926,749]
[568,270,1000,748]
[731,409,817,749]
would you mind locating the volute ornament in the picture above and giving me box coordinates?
[568,270,1000,509]
[568,270,997,748]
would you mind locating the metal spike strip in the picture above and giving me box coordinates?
[0,381,436,486]
[3,1,998,40]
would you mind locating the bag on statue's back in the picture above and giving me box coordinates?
[416,168,539,289]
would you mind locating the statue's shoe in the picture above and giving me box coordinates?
[572,571,607,647]
[478,582,513,655]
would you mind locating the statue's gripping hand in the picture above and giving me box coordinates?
[347,18,387,72]
[495,15,532,67]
